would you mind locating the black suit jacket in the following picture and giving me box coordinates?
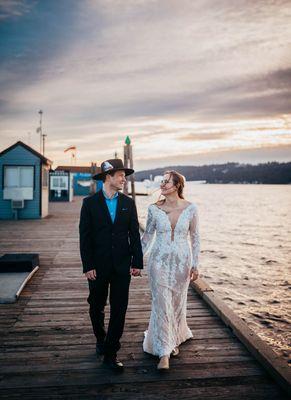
[79,190,143,276]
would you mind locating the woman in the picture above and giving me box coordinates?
[141,170,200,370]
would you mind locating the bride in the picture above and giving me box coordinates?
[141,170,200,370]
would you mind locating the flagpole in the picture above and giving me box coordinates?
[38,110,43,153]
[42,133,47,157]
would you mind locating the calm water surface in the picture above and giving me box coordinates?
[136,183,291,362]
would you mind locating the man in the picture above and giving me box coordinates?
[79,159,143,371]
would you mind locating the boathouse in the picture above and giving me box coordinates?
[0,141,52,219]
[55,164,102,195]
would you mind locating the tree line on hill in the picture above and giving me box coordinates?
[134,161,291,184]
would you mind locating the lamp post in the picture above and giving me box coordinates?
[42,133,47,156]
[37,110,47,156]
[38,110,43,153]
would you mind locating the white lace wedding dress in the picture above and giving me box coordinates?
[141,202,200,357]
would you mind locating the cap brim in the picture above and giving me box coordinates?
[92,168,134,180]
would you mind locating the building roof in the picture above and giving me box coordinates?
[55,165,101,174]
[0,141,52,165]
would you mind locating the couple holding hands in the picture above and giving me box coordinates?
[79,158,200,372]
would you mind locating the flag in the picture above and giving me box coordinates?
[36,127,41,133]
[64,146,76,153]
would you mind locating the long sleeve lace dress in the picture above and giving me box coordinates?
[141,203,200,357]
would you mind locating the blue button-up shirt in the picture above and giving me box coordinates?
[102,188,118,223]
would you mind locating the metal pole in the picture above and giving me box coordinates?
[42,134,47,156]
[38,110,43,153]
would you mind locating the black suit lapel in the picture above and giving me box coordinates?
[113,192,124,227]
[97,190,113,225]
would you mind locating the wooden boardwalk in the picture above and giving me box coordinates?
[0,197,289,399]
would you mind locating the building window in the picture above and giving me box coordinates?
[51,176,68,189]
[42,168,48,187]
[4,166,34,188]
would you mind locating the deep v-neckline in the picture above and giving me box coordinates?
[154,203,192,240]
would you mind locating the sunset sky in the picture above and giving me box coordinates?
[0,0,290,170]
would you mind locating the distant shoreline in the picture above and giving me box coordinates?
[134,161,291,185]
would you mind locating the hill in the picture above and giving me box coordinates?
[134,162,291,184]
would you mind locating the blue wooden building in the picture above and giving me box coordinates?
[0,141,52,219]
[55,165,102,196]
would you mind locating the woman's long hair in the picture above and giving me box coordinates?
[156,170,185,204]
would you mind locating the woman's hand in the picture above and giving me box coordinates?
[131,268,142,277]
[190,268,199,282]
[85,269,96,280]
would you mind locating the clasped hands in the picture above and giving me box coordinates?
[85,268,196,281]
[85,267,141,280]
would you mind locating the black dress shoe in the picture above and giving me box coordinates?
[103,356,124,372]
[96,342,105,356]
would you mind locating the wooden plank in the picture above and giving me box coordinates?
[0,337,244,357]
[0,361,265,389]
[0,198,289,399]
[192,277,214,294]
[190,279,291,395]
[0,355,255,373]
[0,376,287,400]
[0,347,250,363]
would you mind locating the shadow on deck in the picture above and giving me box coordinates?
[0,197,289,399]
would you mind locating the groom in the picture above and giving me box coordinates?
[79,158,143,371]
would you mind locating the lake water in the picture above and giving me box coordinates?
[135,183,291,362]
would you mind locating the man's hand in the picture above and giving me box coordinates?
[85,269,96,280]
[190,268,199,282]
[130,268,142,277]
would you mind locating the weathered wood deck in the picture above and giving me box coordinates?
[0,197,289,399]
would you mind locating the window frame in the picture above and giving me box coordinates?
[2,165,35,190]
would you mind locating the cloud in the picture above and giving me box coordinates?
[0,0,34,21]
[181,132,233,141]
[0,0,291,167]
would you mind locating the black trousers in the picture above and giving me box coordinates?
[87,270,131,358]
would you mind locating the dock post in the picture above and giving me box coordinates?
[123,136,136,201]
[90,162,97,194]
